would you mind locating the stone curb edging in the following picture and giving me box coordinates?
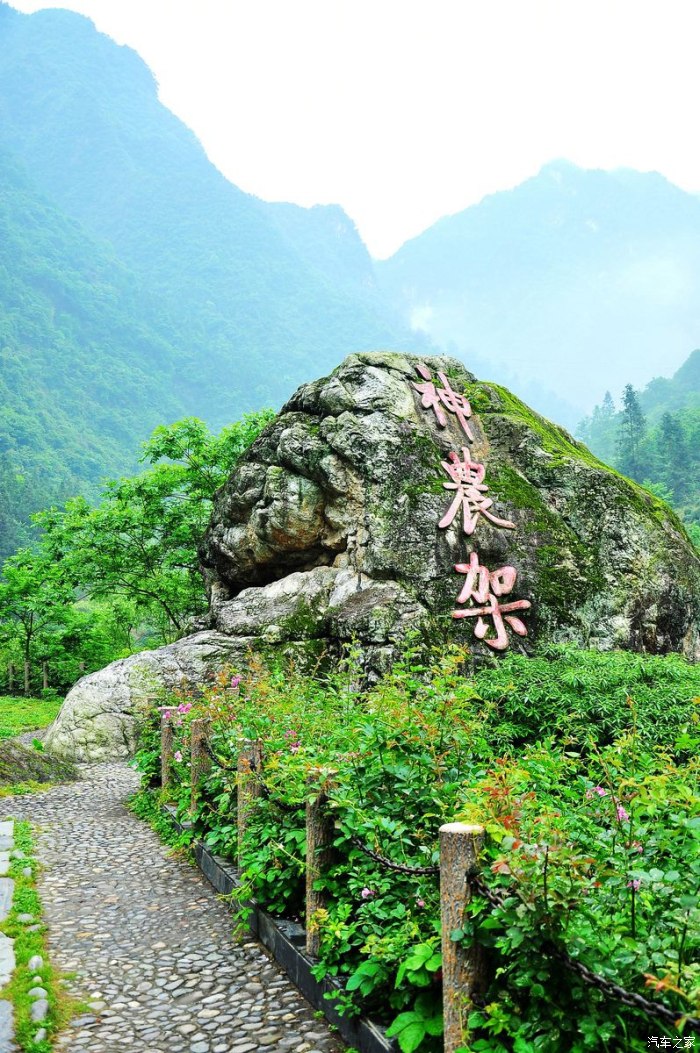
[0,820,49,1052]
[0,818,14,1053]
[163,806,398,1053]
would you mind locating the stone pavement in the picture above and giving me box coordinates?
[4,764,345,1053]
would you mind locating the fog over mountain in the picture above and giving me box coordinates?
[0,2,422,553]
[377,160,700,425]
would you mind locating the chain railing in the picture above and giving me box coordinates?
[161,715,700,1052]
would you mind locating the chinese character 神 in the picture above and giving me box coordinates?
[439,449,516,536]
[452,552,531,651]
[413,363,474,440]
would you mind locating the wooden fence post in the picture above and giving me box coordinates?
[8,664,13,694]
[190,718,212,814]
[42,662,48,691]
[237,739,264,865]
[439,822,487,1053]
[161,711,174,791]
[305,769,335,957]
[23,661,29,696]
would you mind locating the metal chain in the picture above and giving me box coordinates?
[350,836,440,875]
[470,874,700,1032]
[196,739,700,1031]
[203,740,238,772]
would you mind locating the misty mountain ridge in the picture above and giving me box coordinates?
[0,2,416,424]
[2,1,700,556]
[377,159,700,424]
[0,2,422,554]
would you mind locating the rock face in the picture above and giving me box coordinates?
[46,351,700,759]
[44,632,251,761]
[0,739,76,785]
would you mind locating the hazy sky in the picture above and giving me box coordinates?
[10,0,700,257]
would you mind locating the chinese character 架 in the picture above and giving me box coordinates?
[413,363,474,441]
[439,449,516,536]
[452,552,531,651]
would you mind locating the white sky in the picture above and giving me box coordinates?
[9,0,700,257]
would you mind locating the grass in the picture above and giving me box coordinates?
[0,697,62,740]
[0,820,83,1051]
[0,782,52,800]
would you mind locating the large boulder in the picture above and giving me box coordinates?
[46,351,700,759]
[44,632,251,761]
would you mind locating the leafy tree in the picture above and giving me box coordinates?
[35,413,273,644]
[0,545,73,668]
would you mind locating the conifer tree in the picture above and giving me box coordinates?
[616,384,646,480]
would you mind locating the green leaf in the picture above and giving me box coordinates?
[397,1022,427,1053]
[386,1012,420,1038]
[424,1014,444,1036]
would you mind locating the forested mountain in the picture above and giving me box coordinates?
[0,2,420,555]
[577,350,700,528]
[377,161,700,425]
[0,149,192,559]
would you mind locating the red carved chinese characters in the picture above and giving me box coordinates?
[412,363,475,441]
[439,449,516,536]
[451,553,531,651]
[412,362,533,651]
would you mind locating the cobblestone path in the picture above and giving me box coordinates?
[6,764,345,1053]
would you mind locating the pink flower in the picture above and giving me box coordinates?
[416,898,426,908]
[290,742,301,753]
[163,710,172,721]
[627,879,641,891]
[174,750,183,763]
[586,786,607,799]
[360,887,375,899]
[231,676,241,689]
[617,805,630,822]
[178,702,192,715]
[632,841,643,854]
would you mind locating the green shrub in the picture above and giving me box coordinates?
[132,646,700,1052]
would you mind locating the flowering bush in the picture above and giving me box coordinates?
[132,645,700,1052]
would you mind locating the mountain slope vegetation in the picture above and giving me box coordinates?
[0,2,420,554]
[0,149,192,559]
[0,3,414,421]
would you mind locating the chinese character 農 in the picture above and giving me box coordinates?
[413,363,474,440]
[452,552,531,651]
[439,449,516,536]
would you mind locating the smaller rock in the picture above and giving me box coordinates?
[28,987,48,999]
[16,913,34,923]
[10,850,25,860]
[34,1029,47,1043]
[27,955,43,972]
[30,998,49,1023]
